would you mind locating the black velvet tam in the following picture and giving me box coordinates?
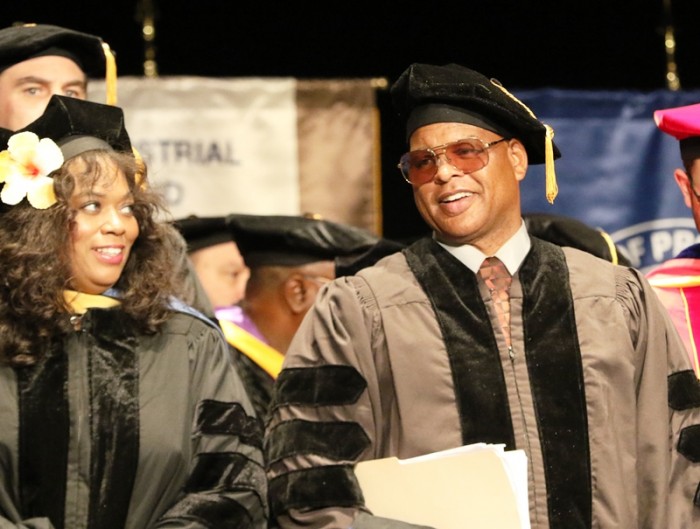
[0,23,106,76]
[172,216,232,253]
[390,62,561,164]
[0,95,132,159]
[225,213,382,268]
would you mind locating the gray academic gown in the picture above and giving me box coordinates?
[265,237,700,529]
[0,308,268,529]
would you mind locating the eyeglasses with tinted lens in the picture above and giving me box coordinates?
[397,137,510,187]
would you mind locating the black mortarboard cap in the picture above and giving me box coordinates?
[0,94,131,159]
[524,213,630,266]
[226,214,382,267]
[334,237,405,277]
[0,23,107,77]
[172,215,232,253]
[391,63,560,203]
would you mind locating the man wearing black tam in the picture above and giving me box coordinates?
[0,23,113,131]
[265,63,700,529]
[173,214,250,314]
[220,213,397,419]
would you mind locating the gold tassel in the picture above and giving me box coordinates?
[544,124,558,204]
[132,146,148,188]
[102,42,118,106]
[491,79,558,204]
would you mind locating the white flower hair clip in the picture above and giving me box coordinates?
[0,131,64,209]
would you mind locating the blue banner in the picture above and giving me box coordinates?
[518,89,700,272]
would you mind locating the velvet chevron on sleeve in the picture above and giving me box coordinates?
[0,309,268,529]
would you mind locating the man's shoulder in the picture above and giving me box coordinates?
[647,254,700,288]
[162,306,222,338]
[560,244,617,267]
[558,244,629,291]
[647,243,700,278]
[356,248,409,276]
[347,249,427,306]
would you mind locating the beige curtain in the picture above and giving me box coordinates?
[296,79,382,234]
[89,77,382,233]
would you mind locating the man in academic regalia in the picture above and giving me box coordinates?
[173,215,250,318]
[221,213,400,419]
[264,63,700,529]
[648,102,700,378]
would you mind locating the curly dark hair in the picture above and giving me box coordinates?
[0,149,183,366]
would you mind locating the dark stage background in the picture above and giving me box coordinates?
[3,1,700,241]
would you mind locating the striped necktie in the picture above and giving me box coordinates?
[479,256,512,347]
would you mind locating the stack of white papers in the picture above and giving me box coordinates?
[354,443,529,529]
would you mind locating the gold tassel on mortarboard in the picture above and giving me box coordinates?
[100,43,145,186]
[132,146,147,188]
[491,80,558,204]
[101,42,144,187]
[102,42,117,106]
[544,124,557,204]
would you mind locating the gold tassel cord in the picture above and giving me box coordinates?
[102,42,118,106]
[544,125,558,204]
[680,288,700,378]
[132,147,147,188]
[491,79,558,204]
[597,229,619,265]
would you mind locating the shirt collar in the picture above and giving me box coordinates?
[436,221,531,275]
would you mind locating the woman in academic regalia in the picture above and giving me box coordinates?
[0,95,267,529]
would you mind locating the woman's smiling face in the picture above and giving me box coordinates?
[68,157,139,294]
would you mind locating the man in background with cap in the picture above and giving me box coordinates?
[265,63,700,529]
[648,102,700,378]
[0,23,114,131]
[221,213,394,419]
[173,215,249,318]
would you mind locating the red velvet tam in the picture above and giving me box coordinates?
[655,103,700,165]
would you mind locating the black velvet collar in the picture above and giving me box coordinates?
[405,237,591,529]
[83,309,140,529]
[17,309,140,529]
[17,343,70,528]
[404,238,515,447]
